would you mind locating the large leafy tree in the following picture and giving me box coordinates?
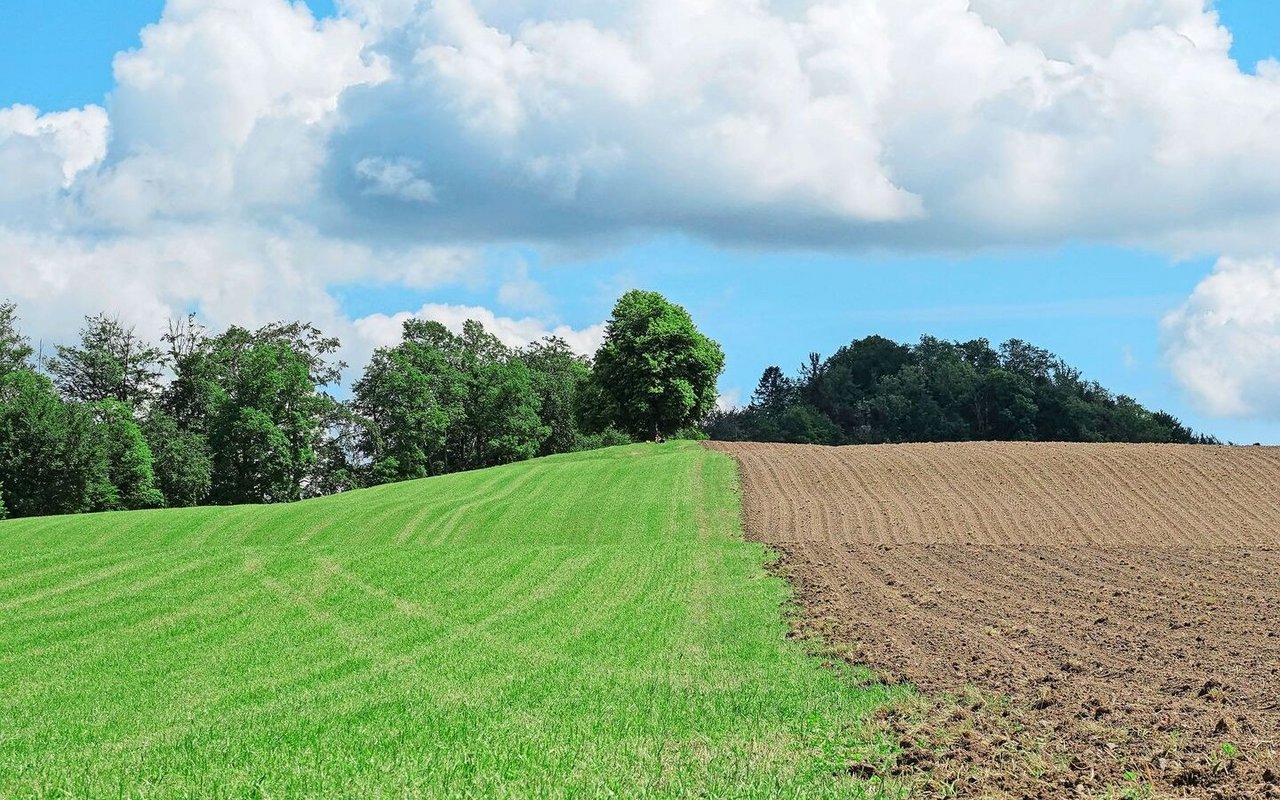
[159,319,345,505]
[352,320,458,483]
[207,338,330,504]
[592,290,725,440]
[46,314,164,408]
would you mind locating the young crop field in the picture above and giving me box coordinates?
[0,442,909,798]
[711,441,1280,799]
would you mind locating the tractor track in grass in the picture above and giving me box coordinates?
[708,441,1280,798]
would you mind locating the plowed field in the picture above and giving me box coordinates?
[709,441,1280,798]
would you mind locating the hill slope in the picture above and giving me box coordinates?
[710,441,1280,797]
[0,443,903,798]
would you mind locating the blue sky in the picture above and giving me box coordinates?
[2,0,1280,443]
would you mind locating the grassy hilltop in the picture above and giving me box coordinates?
[0,442,902,798]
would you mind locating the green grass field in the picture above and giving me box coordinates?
[0,442,905,798]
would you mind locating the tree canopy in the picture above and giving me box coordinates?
[0,299,650,519]
[707,335,1214,446]
[592,290,725,440]
[46,314,164,407]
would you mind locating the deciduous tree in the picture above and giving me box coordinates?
[592,290,725,440]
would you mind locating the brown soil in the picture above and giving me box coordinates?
[707,441,1280,799]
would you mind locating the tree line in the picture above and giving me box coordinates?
[0,290,725,519]
[706,335,1215,446]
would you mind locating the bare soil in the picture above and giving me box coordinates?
[708,441,1280,798]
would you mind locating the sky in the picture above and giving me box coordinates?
[1,0,1279,443]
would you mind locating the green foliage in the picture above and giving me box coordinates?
[354,319,554,484]
[0,443,908,797]
[211,406,297,504]
[307,403,372,498]
[454,321,548,468]
[45,314,164,407]
[353,330,452,482]
[0,371,166,514]
[978,369,1037,440]
[89,400,164,512]
[573,426,633,451]
[593,290,725,440]
[522,336,592,456]
[158,315,220,433]
[713,334,1214,446]
[0,301,34,378]
[0,370,99,518]
[670,425,710,441]
[0,292,728,515]
[206,343,317,504]
[775,404,841,445]
[163,320,344,505]
[142,411,212,508]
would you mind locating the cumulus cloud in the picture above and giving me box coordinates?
[0,105,109,185]
[0,105,109,225]
[10,1,1280,249]
[1162,257,1280,418]
[355,303,606,356]
[0,0,461,378]
[313,0,1280,251]
[966,0,1217,60]
[6,0,1280,413]
[78,0,388,229]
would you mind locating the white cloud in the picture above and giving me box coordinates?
[1162,257,1280,418]
[0,105,110,185]
[966,0,1219,60]
[717,388,744,412]
[80,0,388,228]
[255,0,1280,256]
[11,0,1280,251]
[355,303,606,357]
[8,0,1280,417]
